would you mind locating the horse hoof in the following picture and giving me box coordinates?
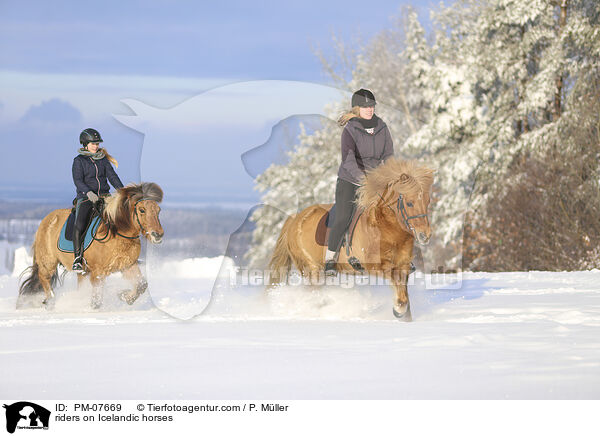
[91,297,103,310]
[119,291,135,305]
[42,298,55,311]
[393,305,412,321]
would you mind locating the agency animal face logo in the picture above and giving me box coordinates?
[3,402,51,434]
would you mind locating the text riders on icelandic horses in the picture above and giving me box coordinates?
[17,128,164,309]
[267,89,435,320]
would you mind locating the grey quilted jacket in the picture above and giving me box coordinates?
[337,115,394,185]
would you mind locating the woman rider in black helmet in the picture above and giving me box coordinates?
[325,89,395,275]
[71,128,124,272]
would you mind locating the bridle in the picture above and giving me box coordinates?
[93,198,153,241]
[377,191,429,234]
[131,198,149,238]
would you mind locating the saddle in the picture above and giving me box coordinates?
[57,201,103,254]
[314,204,365,256]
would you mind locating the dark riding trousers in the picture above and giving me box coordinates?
[74,198,95,234]
[327,178,360,252]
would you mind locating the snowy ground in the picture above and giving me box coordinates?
[1,249,599,399]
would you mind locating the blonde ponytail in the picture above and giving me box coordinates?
[337,106,360,127]
[100,148,119,168]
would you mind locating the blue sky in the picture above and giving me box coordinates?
[0,0,436,205]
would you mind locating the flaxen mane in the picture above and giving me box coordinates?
[356,158,435,210]
[104,182,163,234]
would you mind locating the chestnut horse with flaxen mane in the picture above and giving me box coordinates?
[18,182,164,309]
[267,158,434,320]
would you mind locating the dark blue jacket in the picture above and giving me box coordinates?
[72,154,124,200]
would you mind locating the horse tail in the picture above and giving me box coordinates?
[18,243,61,297]
[267,215,294,287]
[18,264,43,296]
[18,243,44,296]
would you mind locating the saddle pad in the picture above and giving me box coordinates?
[57,215,102,253]
[315,206,332,246]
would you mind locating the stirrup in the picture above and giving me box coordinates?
[72,256,87,273]
[324,259,338,276]
[348,256,365,272]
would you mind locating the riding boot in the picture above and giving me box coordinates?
[72,228,86,273]
[324,248,339,276]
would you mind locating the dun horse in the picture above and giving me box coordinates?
[18,182,164,309]
[267,159,434,320]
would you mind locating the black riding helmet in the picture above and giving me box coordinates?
[351,89,376,108]
[79,128,103,145]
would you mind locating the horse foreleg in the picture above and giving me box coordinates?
[119,263,147,305]
[389,266,412,321]
[89,274,105,309]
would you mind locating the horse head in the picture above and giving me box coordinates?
[105,182,164,243]
[388,173,433,245]
[357,159,435,245]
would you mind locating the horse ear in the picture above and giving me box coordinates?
[400,173,409,182]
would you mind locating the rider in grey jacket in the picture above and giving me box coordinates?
[337,114,394,185]
[325,89,395,275]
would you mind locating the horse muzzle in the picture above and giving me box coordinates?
[416,231,430,246]
[150,231,164,244]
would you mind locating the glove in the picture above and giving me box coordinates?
[86,191,99,203]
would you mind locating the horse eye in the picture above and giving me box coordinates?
[140,208,146,213]
[407,202,414,208]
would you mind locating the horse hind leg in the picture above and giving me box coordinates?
[37,263,59,309]
[17,262,56,309]
[266,264,290,290]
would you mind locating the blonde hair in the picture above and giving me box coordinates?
[99,148,119,168]
[337,106,361,127]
